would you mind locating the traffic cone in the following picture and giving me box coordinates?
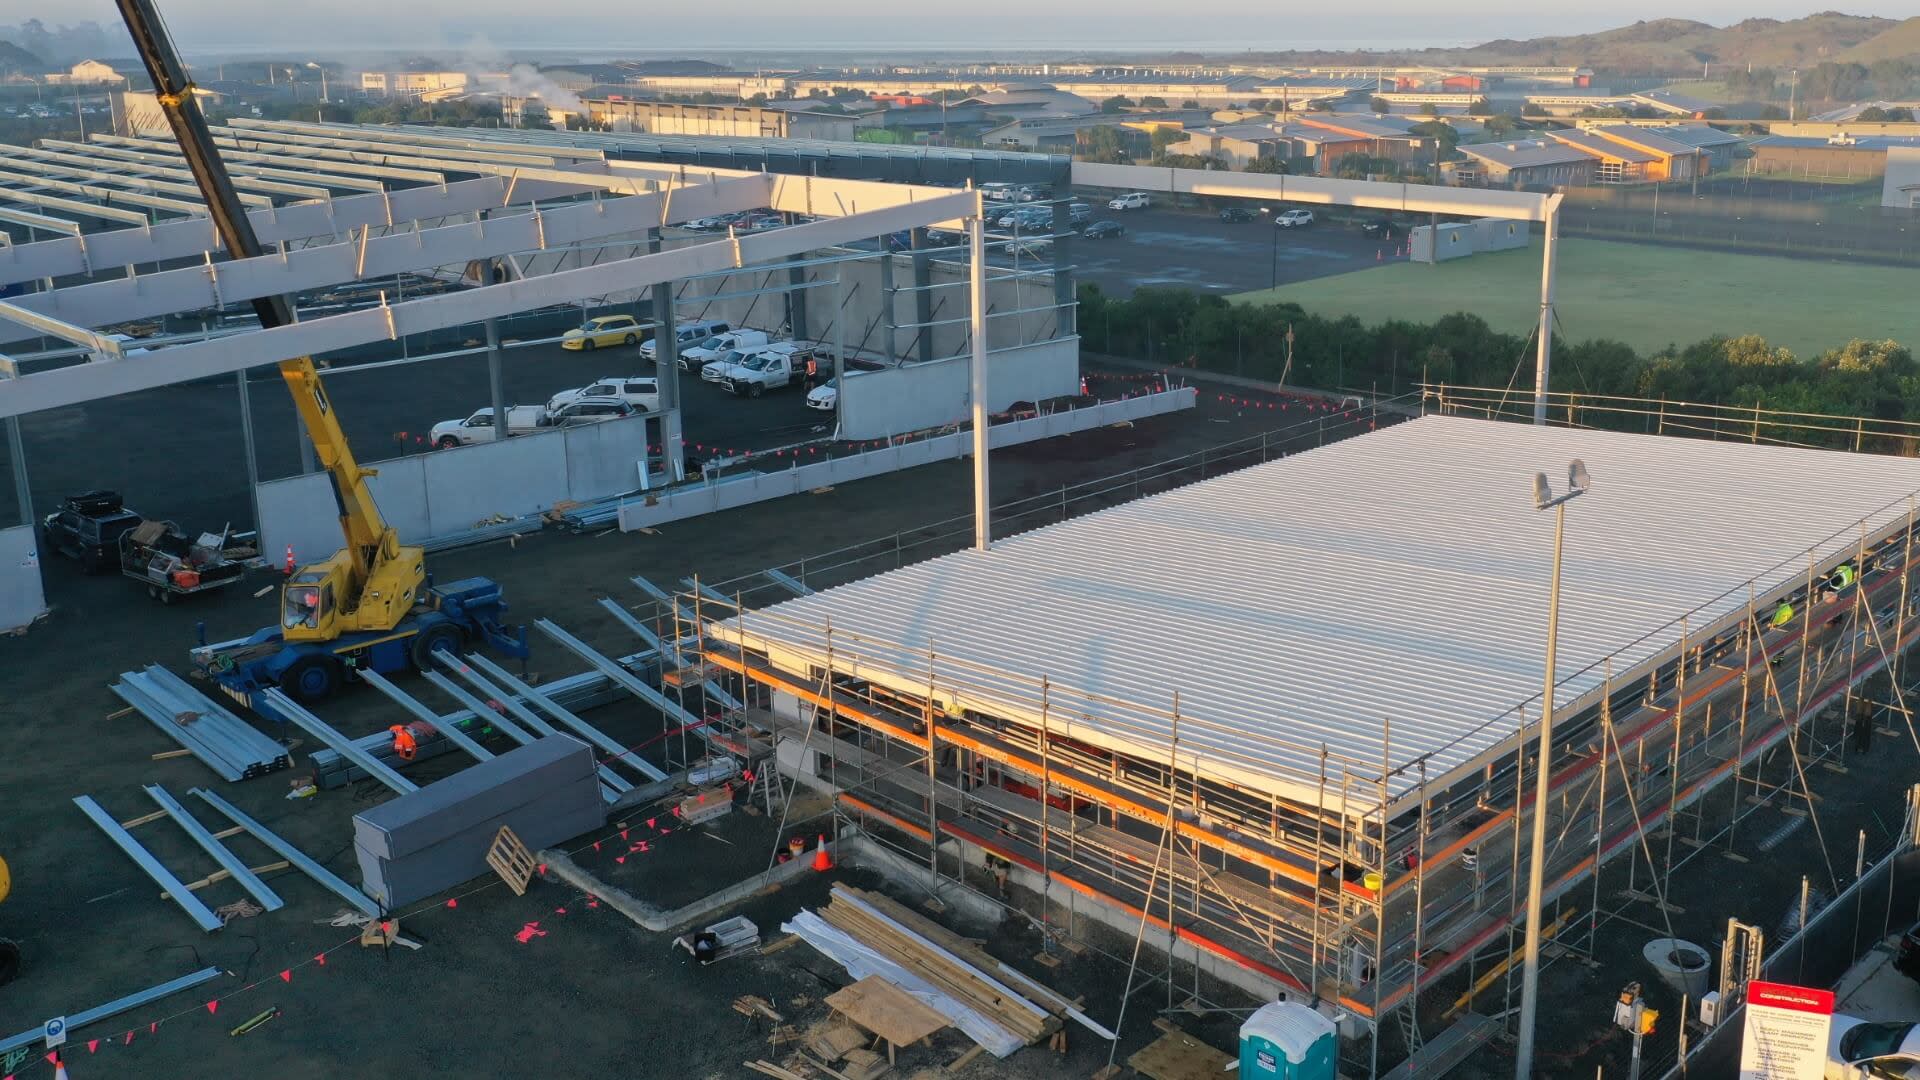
[51,1053,69,1080]
[284,545,295,575]
[811,834,834,872]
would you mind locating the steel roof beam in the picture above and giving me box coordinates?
[16,144,334,200]
[0,206,82,234]
[0,174,771,344]
[37,138,387,192]
[95,133,449,184]
[216,123,593,168]
[1072,161,1553,222]
[0,168,209,216]
[0,188,978,416]
[0,187,150,226]
[0,174,590,287]
[0,154,278,207]
[232,117,609,162]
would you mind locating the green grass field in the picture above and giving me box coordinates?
[1233,238,1920,358]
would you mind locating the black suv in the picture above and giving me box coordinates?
[1360,220,1400,240]
[1219,206,1259,223]
[42,490,143,573]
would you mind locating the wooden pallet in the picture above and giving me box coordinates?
[486,825,537,895]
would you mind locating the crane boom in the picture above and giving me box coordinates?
[114,0,422,638]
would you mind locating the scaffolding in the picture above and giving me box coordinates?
[621,399,1920,1077]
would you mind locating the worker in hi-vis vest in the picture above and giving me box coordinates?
[1829,563,1858,591]
[1770,600,1796,630]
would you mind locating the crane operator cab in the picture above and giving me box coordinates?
[283,571,332,633]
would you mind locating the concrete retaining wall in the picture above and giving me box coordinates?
[257,415,653,563]
[838,337,1081,440]
[0,524,46,632]
[618,387,1196,531]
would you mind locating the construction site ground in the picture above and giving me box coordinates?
[3,379,1915,1080]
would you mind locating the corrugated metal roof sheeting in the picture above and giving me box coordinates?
[718,417,1920,815]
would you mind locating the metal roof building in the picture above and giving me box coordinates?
[697,412,1920,1044]
[718,415,1920,817]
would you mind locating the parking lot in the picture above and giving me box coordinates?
[1042,204,1394,297]
[0,333,839,552]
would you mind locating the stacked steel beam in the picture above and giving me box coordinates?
[111,664,291,782]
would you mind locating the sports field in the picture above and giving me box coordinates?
[1232,237,1920,358]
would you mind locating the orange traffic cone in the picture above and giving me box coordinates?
[51,1054,69,1080]
[284,544,296,575]
[811,834,834,872]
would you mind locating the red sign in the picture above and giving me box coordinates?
[1748,983,1835,1014]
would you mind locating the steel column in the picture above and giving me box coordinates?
[1533,195,1561,426]
[236,370,261,530]
[5,414,27,527]
[910,227,934,365]
[968,206,990,552]
[877,247,899,363]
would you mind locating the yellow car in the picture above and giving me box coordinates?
[561,315,643,351]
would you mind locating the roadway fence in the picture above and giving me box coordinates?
[1549,177,1920,264]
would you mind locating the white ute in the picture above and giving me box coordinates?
[430,405,547,449]
[547,376,660,414]
[712,343,815,397]
[679,329,771,373]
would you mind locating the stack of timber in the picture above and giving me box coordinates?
[819,885,1060,1047]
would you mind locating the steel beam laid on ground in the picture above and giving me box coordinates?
[0,967,223,1055]
[189,787,381,918]
[141,784,285,912]
[72,795,223,933]
[533,619,713,735]
[357,668,495,762]
[111,665,291,782]
[681,578,731,605]
[258,689,418,794]
[425,659,631,799]
[764,568,814,596]
[463,652,668,782]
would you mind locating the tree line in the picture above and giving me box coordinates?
[1077,284,1919,440]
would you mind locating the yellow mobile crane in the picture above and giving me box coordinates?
[116,0,526,706]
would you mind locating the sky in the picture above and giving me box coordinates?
[37,1,1890,54]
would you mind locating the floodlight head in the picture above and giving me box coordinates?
[1533,473,1553,510]
[1569,459,1591,493]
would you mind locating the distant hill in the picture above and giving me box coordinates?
[1215,13,1911,75]
[1841,16,1920,63]
[1444,12,1897,70]
[0,40,46,76]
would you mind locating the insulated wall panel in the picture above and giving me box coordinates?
[0,524,46,632]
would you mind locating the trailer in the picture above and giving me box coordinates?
[119,520,251,604]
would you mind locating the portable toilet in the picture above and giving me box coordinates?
[1239,1001,1337,1080]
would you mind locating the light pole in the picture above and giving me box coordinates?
[1515,458,1590,1080]
[1258,207,1278,290]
